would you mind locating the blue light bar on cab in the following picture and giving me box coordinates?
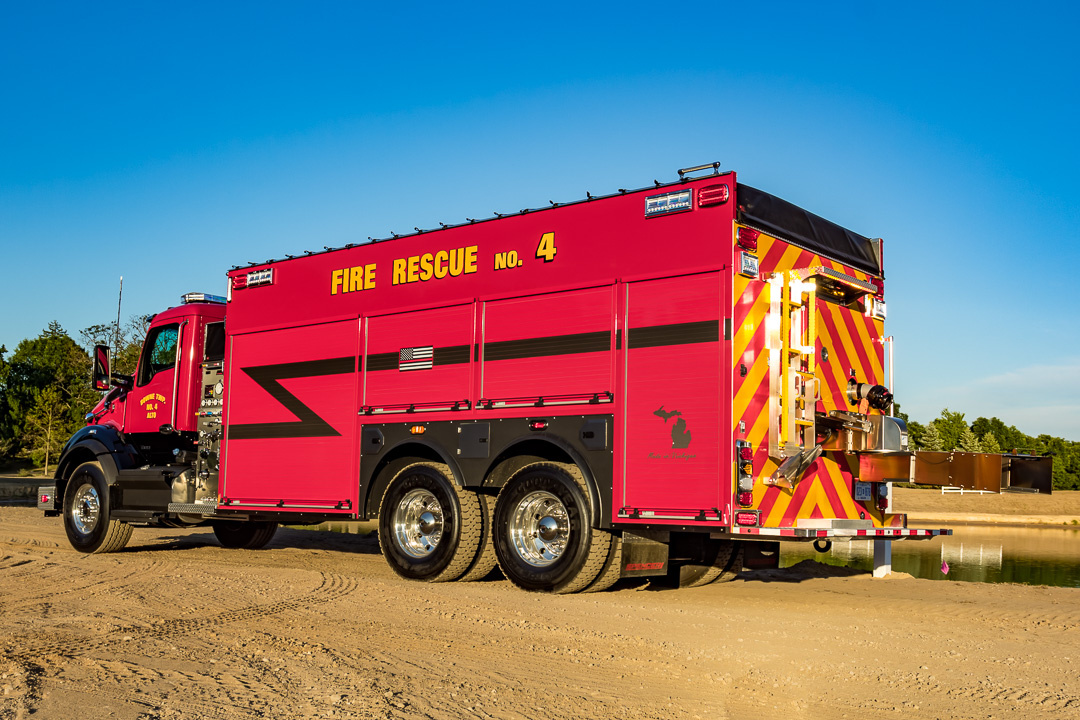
[181,292,227,305]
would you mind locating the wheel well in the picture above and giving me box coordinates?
[482,439,603,528]
[363,442,453,518]
[55,446,98,502]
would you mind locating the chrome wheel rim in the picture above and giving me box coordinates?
[71,483,101,535]
[510,490,569,568]
[393,489,444,558]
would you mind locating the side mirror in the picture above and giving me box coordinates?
[92,344,111,391]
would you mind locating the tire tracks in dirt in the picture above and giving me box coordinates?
[2,571,357,661]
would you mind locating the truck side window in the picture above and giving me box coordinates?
[137,324,179,386]
[204,322,225,362]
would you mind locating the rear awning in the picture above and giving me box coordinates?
[736,184,881,276]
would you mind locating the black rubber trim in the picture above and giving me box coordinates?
[484,330,610,361]
[229,356,354,440]
[627,320,719,349]
[366,353,398,371]
[434,344,470,365]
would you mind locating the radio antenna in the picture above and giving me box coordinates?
[114,276,123,351]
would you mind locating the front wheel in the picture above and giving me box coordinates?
[63,461,132,553]
[211,520,278,549]
[493,462,611,594]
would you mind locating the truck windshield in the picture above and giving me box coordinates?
[137,324,179,386]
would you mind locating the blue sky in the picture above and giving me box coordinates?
[2,1,1077,439]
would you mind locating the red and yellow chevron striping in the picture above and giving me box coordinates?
[733,225,901,529]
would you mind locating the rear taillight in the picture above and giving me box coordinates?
[698,183,730,207]
[737,492,753,506]
[877,484,890,512]
[737,227,759,252]
[736,440,754,494]
[735,511,759,526]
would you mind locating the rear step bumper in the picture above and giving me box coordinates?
[732,526,950,539]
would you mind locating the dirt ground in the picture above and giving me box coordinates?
[2,506,1078,720]
[894,488,1080,526]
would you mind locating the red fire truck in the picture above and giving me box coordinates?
[41,164,1051,592]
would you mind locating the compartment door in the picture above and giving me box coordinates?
[481,286,614,406]
[363,303,475,413]
[620,272,726,517]
[222,319,359,510]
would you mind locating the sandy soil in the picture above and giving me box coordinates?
[2,506,1078,720]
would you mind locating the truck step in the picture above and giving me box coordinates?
[168,501,218,515]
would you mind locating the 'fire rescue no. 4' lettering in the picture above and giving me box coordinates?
[393,246,478,285]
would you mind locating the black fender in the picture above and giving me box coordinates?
[361,438,468,519]
[358,418,613,529]
[52,426,144,510]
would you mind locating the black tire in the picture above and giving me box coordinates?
[493,462,610,594]
[63,461,132,554]
[581,532,623,593]
[211,520,278,549]
[457,490,498,582]
[670,540,743,588]
[378,462,482,582]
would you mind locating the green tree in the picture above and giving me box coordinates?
[980,432,1002,453]
[3,322,98,465]
[0,344,13,459]
[906,420,927,450]
[972,416,1035,453]
[932,408,968,451]
[921,423,944,451]
[21,385,69,475]
[79,314,150,377]
[958,427,982,452]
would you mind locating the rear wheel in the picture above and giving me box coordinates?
[581,533,623,593]
[211,520,278,549]
[63,461,132,554]
[493,462,610,594]
[378,462,482,582]
[457,490,498,582]
[669,539,743,588]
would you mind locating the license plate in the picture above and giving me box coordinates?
[854,482,873,502]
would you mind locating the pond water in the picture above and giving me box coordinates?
[781,524,1080,588]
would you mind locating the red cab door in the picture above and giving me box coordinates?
[126,321,186,434]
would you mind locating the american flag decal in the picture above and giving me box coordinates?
[399,346,434,371]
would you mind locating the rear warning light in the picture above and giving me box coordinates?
[736,440,754,493]
[735,511,759,526]
[736,227,759,251]
[737,492,753,507]
[869,276,884,298]
[698,183,730,207]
